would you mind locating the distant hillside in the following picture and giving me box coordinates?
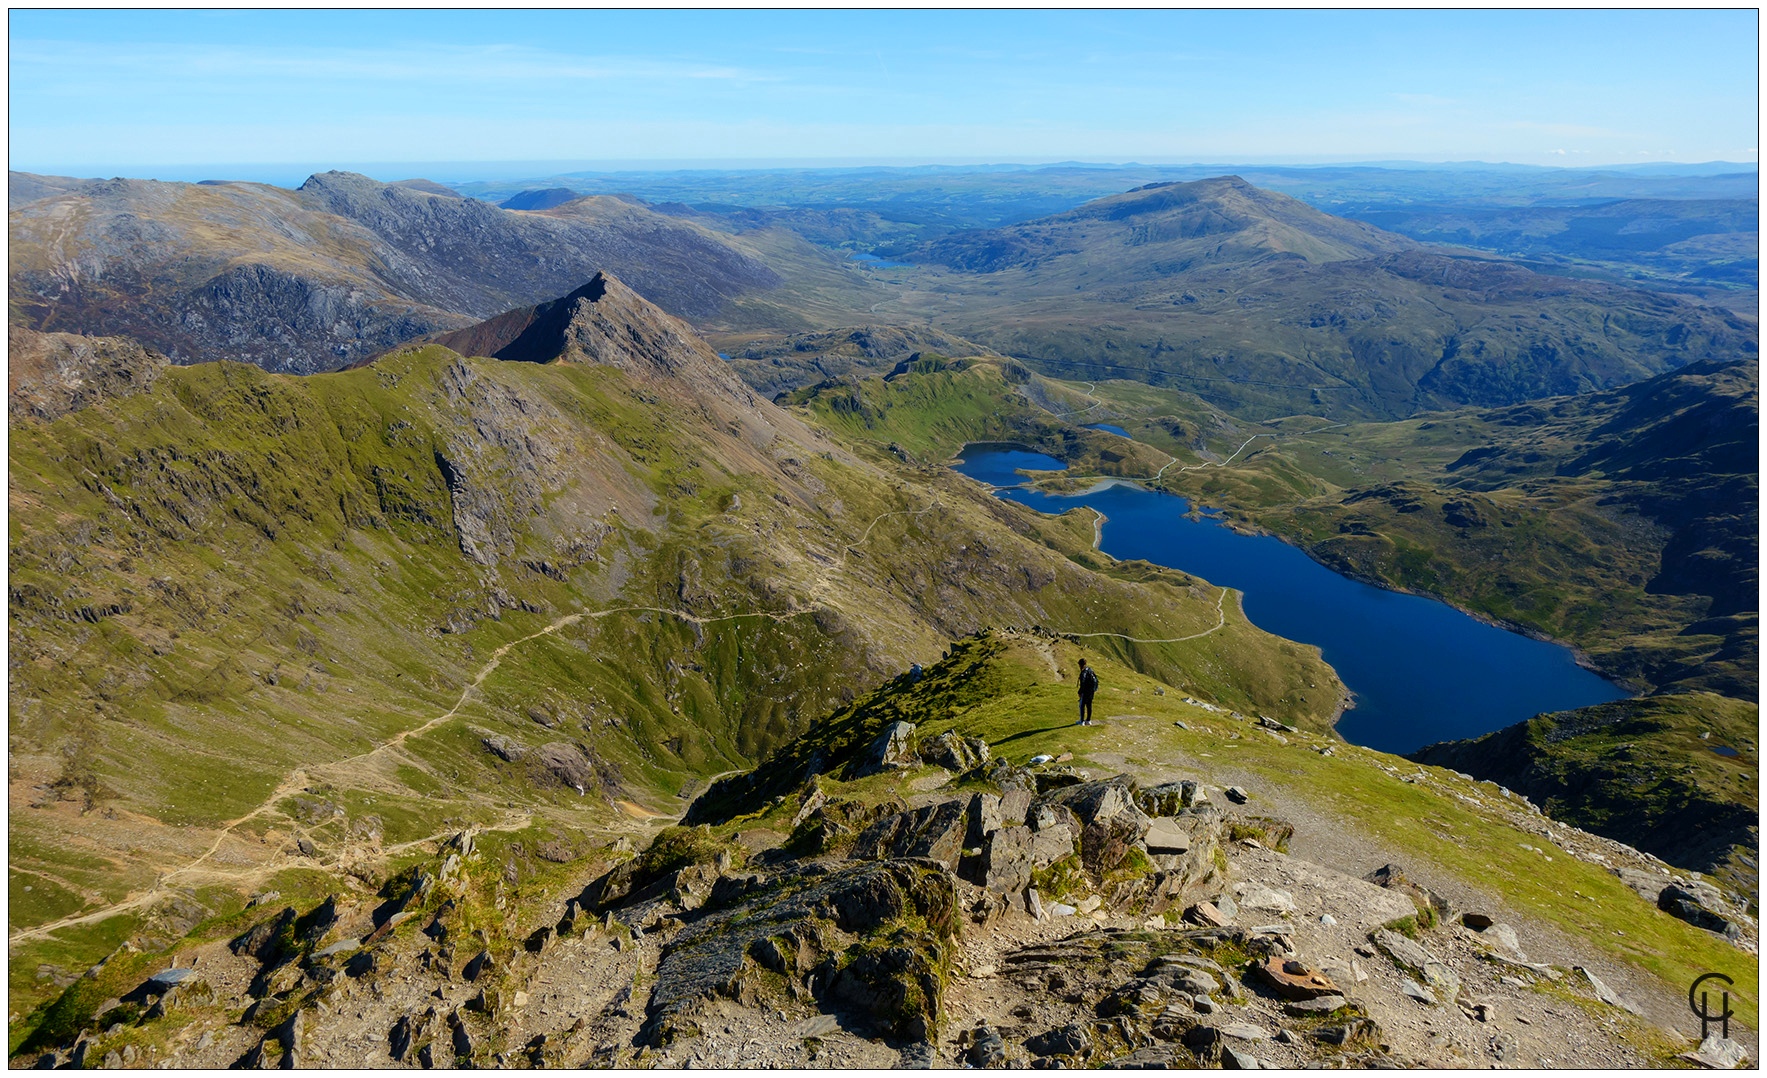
[723,324,998,398]
[884,177,1756,421]
[909,176,1413,275]
[8,171,782,373]
[1344,198,1758,290]
[500,187,584,211]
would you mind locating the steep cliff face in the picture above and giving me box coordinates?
[8,172,781,373]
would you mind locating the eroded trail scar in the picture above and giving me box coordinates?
[1050,381,1104,419]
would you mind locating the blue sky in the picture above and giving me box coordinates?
[9,9,1759,180]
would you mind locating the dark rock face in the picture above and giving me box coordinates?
[851,799,971,870]
[978,825,1037,892]
[824,940,949,1042]
[919,731,991,773]
[535,742,597,793]
[787,796,907,858]
[1658,881,1757,945]
[848,721,919,778]
[638,859,959,1048]
[1038,778,1153,876]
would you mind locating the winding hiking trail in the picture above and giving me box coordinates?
[1034,508,1234,646]
[1055,586,1231,644]
[12,484,1234,946]
[10,500,936,946]
[1048,381,1104,420]
[1056,422,1347,487]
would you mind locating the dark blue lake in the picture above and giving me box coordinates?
[1086,423,1132,438]
[952,445,1627,753]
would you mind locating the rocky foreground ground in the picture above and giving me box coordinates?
[13,721,1752,1070]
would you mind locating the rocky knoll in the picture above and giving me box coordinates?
[9,170,781,373]
[7,325,169,421]
[723,324,1000,398]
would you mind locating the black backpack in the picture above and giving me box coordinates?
[1080,667,1099,694]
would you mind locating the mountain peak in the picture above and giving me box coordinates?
[420,272,780,417]
[910,175,1412,275]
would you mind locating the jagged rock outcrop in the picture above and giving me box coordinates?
[638,858,960,1047]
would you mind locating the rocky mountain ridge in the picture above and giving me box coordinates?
[858,177,1758,420]
[9,171,781,373]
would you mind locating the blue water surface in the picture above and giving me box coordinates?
[950,446,1069,488]
[1086,423,1132,438]
[849,251,913,269]
[953,446,1626,753]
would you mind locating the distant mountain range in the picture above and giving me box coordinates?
[8,171,781,373]
[888,177,1756,420]
[11,170,1756,428]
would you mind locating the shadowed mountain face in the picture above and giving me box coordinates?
[885,178,1757,421]
[8,171,782,374]
[501,187,585,211]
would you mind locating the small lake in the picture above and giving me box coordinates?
[849,251,913,268]
[1086,423,1132,438]
[951,444,1627,754]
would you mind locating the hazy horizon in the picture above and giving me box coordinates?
[13,156,1760,192]
[11,10,1757,174]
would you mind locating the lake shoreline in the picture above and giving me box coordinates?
[1017,474,1640,696]
[952,442,1628,754]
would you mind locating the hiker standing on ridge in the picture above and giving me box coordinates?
[1077,658,1098,725]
